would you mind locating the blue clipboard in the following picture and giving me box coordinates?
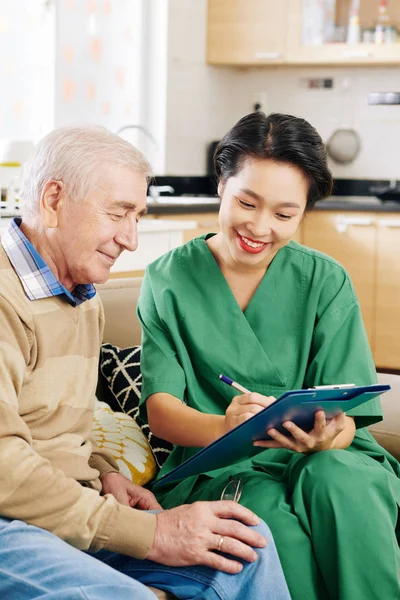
[153,384,390,488]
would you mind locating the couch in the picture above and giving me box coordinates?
[96,277,400,599]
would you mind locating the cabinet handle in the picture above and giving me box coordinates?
[379,219,400,228]
[254,52,281,60]
[334,216,374,233]
[343,50,372,59]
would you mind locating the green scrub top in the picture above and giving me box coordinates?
[138,236,398,482]
[138,235,400,600]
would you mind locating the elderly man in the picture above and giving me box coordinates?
[0,126,291,600]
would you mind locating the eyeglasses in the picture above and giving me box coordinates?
[220,476,243,503]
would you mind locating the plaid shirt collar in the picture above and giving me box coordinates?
[1,217,96,306]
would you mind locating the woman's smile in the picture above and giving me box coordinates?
[235,231,272,255]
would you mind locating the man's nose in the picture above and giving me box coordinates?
[116,220,138,252]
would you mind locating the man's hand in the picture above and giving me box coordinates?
[101,472,161,510]
[145,501,267,574]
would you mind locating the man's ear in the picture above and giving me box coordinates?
[40,181,64,228]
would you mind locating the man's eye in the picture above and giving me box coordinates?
[110,213,125,221]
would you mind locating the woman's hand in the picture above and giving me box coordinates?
[224,392,276,434]
[254,411,355,453]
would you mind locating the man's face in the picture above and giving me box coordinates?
[53,165,148,289]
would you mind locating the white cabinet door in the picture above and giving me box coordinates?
[110,220,197,273]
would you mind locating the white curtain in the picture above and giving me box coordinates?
[55,0,145,136]
[0,0,54,141]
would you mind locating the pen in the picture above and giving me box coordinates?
[218,374,252,394]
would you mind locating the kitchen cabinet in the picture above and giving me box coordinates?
[149,211,220,242]
[109,219,197,278]
[287,0,400,65]
[375,216,400,370]
[207,0,287,65]
[207,0,400,66]
[149,211,303,244]
[303,211,375,346]
[303,210,400,370]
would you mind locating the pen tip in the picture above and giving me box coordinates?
[218,374,222,379]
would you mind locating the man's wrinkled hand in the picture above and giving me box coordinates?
[145,501,267,574]
[101,472,162,510]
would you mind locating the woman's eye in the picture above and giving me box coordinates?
[238,199,255,209]
[276,213,292,220]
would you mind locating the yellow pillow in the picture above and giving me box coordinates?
[92,400,157,486]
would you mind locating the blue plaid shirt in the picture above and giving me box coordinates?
[1,218,96,306]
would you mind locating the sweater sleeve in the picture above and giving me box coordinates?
[0,295,155,559]
[89,439,120,477]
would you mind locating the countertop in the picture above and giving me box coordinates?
[1,196,400,222]
[313,196,400,212]
[146,195,400,214]
[0,216,198,233]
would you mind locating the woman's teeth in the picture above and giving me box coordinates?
[241,236,266,248]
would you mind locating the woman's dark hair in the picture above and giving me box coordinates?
[214,112,333,210]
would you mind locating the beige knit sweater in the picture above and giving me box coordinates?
[0,245,156,558]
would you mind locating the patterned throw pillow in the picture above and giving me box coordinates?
[99,343,173,469]
[92,400,157,485]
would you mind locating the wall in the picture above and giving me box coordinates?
[0,0,54,142]
[55,0,144,137]
[0,0,146,146]
[164,0,400,180]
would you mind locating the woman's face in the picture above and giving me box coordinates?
[217,157,308,270]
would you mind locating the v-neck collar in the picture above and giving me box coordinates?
[201,233,282,318]
[190,235,286,389]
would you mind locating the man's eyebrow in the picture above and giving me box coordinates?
[110,200,138,210]
[239,188,301,209]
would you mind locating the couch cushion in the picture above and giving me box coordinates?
[370,373,400,461]
[97,278,143,348]
[99,343,173,469]
[92,400,157,485]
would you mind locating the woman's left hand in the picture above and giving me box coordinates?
[253,410,353,454]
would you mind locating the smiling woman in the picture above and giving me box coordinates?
[213,159,307,269]
[138,113,400,600]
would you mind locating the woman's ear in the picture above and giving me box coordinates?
[217,180,225,199]
[40,180,64,228]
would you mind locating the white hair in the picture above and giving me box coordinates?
[21,125,153,218]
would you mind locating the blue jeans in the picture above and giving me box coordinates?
[0,516,291,600]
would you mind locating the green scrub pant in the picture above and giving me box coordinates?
[168,450,400,600]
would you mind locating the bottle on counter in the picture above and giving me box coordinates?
[347,0,360,44]
[374,0,397,44]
